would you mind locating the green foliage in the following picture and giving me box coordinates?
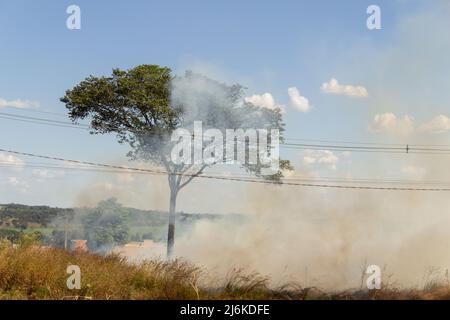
[0,229,22,242]
[82,198,130,251]
[61,64,180,167]
[60,64,291,178]
[17,232,42,248]
[0,229,42,246]
[0,204,73,228]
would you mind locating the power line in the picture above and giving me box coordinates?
[2,161,448,186]
[2,106,70,118]
[0,107,426,149]
[0,111,89,126]
[281,145,407,154]
[0,112,89,130]
[0,115,89,130]
[0,110,414,145]
[283,142,402,151]
[5,111,450,155]
[2,148,450,191]
[0,163,163,177]
[2,160,449,186]
[284,137,405,146]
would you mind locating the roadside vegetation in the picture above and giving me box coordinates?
[0,236,278,300]
[2,235,450,300]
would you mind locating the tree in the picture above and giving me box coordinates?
[81,198,130,252]
[61,65,291,258]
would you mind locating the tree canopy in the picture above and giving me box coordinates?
[61,65,290,178]
[82,198,130,251]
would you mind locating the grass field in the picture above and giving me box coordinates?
[0,239,278,300]
[18,227,54,235]
[3,239,450,300]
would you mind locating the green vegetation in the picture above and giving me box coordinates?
[0,200,241,249]
[81,199,131,251]
[0,203,73,229]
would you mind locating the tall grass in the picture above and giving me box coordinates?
[0,239,286,300]
[2,238,450,300]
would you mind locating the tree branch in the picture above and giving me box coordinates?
[176,163,192,187]
[178,164,208,190]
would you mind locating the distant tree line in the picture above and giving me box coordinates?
[0,204,74,229]
[0,201,242,250]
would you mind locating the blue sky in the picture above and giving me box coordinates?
[1,0,449,209]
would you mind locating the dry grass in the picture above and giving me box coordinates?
[0,239,286,300]
[3,239,450,300]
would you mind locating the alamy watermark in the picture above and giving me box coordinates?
[64,5,380,32]
[66,265,81,289]
[170,121,280,175]
[66,5,81,30]
[367,5,381,30]
[366,264,381,290]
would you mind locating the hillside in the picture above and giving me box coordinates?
[0,201,244,248]
[0,203,228,228]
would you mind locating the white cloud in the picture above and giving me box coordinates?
[245,93,285,113]
[0,153,25,171]
[369,112,415,136]
[0,97,39,109]
[419,115,450,133]
[370,113,450,136]
[321,78,368,98]
[303,149,339,170]
[287,87,311,112]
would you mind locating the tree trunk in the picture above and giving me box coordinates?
[166,178,178,259]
